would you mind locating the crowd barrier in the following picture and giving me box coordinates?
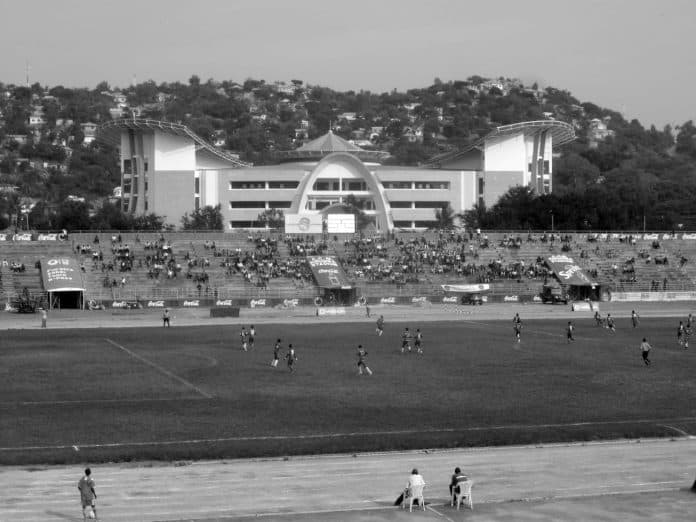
[609,291,696,302]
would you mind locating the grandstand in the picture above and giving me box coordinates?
[4,230,696,309]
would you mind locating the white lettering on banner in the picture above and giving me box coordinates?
[682,233,696,240]
[283,298,299,307]
[548,255,575,264]
[503,295,519,302]
[147,300,165,308]
[38,234,57,241]
[643,233,659,240]
[318,307,346,316]
[47,258,71,266]
[308,257,339,267]
[12,233,32,241]
[182,300,200,307]
[380,297,396,304]
[411,296,428,303]
[598,234,607,240]
[533,295,542,302]
[112,301,128,308]
[250,299,266,308]
[442,296,458,303]
[216,299,233,307]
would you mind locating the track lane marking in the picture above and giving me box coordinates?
[105,338,213,399]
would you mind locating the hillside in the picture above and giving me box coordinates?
[1,76,696,230]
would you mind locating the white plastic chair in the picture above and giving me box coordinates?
[402,484,425,512]
[453,480,473,510]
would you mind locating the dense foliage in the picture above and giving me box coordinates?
[1,76,695,230]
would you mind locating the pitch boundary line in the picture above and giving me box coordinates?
[104,338,213,399]
[3,416,696,452]
[0,396,210,407]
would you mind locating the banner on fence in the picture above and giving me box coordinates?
[610,291,696,302]
[440,283,490,293]
[284,214,323,234]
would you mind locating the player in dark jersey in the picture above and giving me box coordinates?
[414,328,423,354]
[606,314,615,333]
[514,322,522,343]
[687,314,693,335]
[376,315,384,336]
[594,311,603,327]
[286,344,297,372]
[566,321,575,343]
[248,325,256,349]
[356,345,372,375]
[401,327,412,353]
[677,321,687,348]
[240,326,248,351]
[631,310,639,328]
[271,339,282,367]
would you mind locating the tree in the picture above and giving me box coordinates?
[256,208,284,229]
[181,204,223,230]
[56,200,90,231]
[343,194,371,231]
[434,203,455,229]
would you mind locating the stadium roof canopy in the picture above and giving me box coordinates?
[275,130,390,163]
[96,119,252,167]
[424,120,575,168]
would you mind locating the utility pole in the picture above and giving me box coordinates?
[25,60,30,87]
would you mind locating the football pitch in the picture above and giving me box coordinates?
[2,315,696,465]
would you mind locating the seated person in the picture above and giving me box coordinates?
[449,467,469,505]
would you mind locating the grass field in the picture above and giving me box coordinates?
[1,316,696,465]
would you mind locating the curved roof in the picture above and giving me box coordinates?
[275,130,390,163]
[96,119,252,167]
[424,120,575,168]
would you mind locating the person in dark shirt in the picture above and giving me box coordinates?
[248,325,255,349]
[401,327,412,354]
[414,329,424,354]
[376,315,384,336]
[514,322,522,343]
[449,467,468,505]
[566,321,575,343]
[356,344,372,375]
[271,339,282,367]
[286,344,297,372]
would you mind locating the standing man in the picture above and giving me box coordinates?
[271,339,282,367]
[401,327,412,354]
[77,467,97,521]
[631,310,639,328]
[514,321,522,343]
[414,328,424,354]
[640,337,652,366]
[513,313,522,328]
[566,321,575,343]
[606,313,615,333]
[594,310,603,327]
[162,308,170,328]
[248,325,256,350]
[687,313,693,334]
[286,343,297,372]
[365,303,371,318]
[376,315,384,336]
[356,344,373,375]
[240,327,248,351]
[41,308,47,328]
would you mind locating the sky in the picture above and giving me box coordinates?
[1,0,694,128]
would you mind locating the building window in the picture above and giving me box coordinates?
[195,196,200,211]
[144,199,148,211]
[144,181,148,191]
[313,180,340,191]
[543,160,550,174]
[268,201,292,208]
[123,159,132,174]
[413,181,449,189]
[268,181,299,189]
[194,177,200,194]
[414,220,436,228]
[414,201,448,209]
[342,180,367,191]
[230,181,265,189]
[229,201,266,209]
[383,181,412,189]
[230,220,262,228]
[393,220,412,228]
[132,158,138,175]
[389,201,412,208]
[143,160,149,172]
[478,178,484,196]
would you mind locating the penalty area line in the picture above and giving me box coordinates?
[104,338,213,399]
[3,416,696,452]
